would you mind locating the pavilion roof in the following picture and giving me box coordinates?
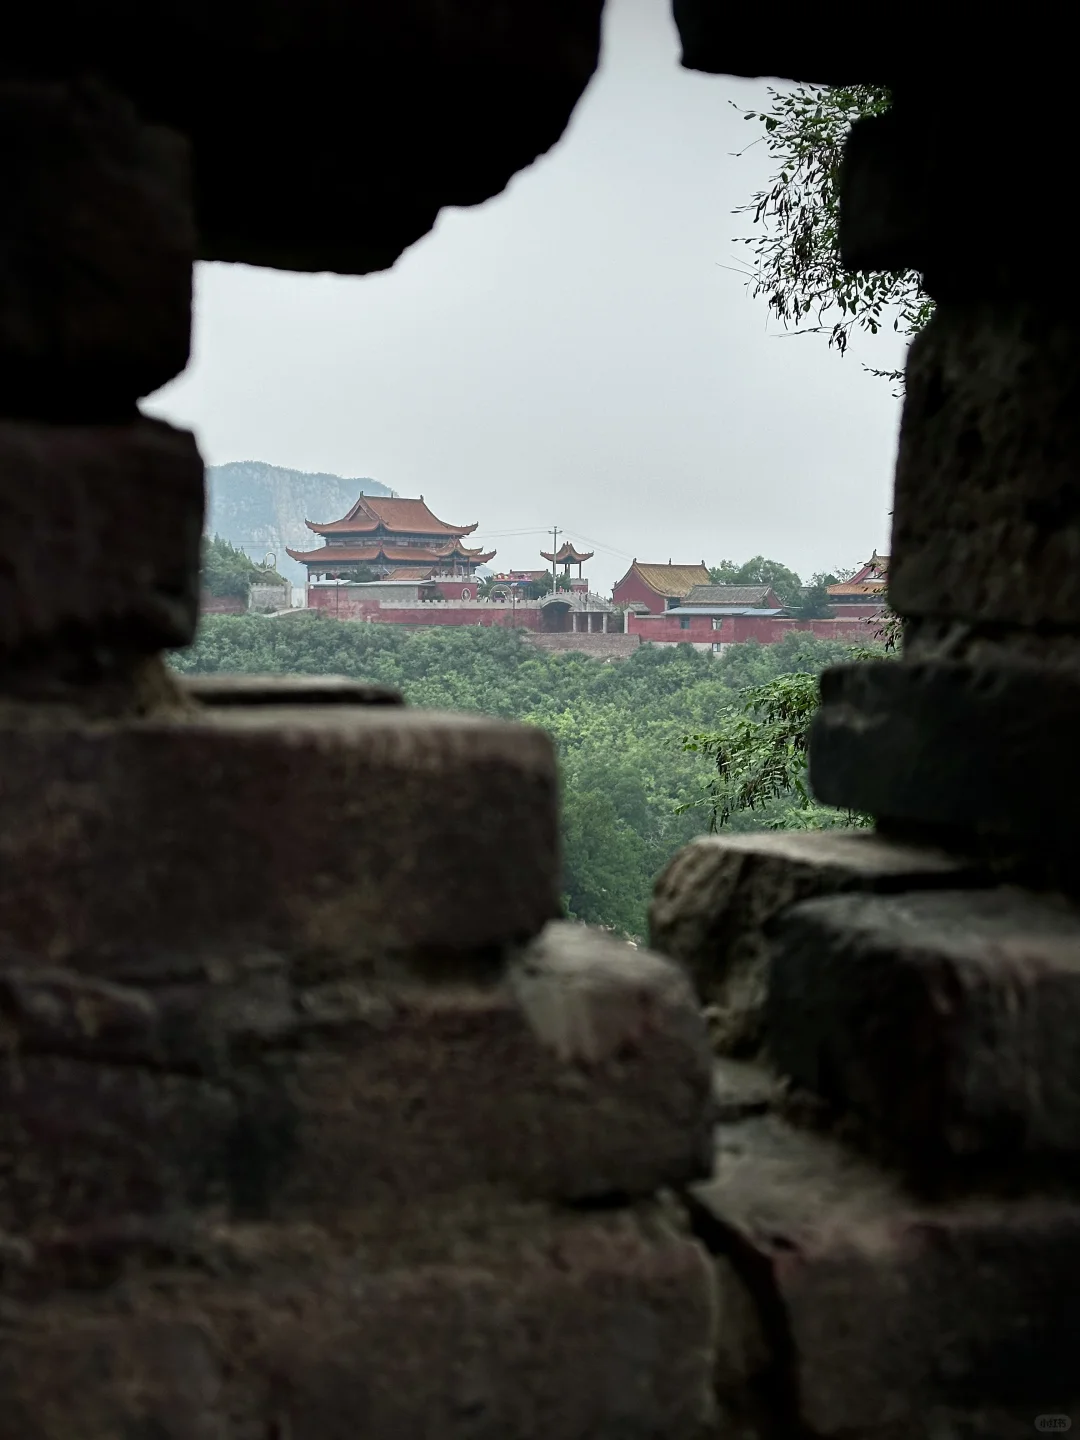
[622,561,711,598]
[540,542,594,564]
[305,494,479,537]
[287,539,496,565]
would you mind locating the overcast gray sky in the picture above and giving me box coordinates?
[146,0,905,595]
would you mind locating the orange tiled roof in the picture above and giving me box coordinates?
[541,542,594,564]
[306,494,479,537]
[287,540,496,566]
[826,581,886,596]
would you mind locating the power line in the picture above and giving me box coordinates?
[477,526,554,539]
[561,528,635,562]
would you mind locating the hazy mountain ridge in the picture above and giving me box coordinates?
[206,461,394,588]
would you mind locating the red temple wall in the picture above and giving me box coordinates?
[611,572,668,613]
[303,591,879,647]
[307,589,543,629]
[627,613,877,646]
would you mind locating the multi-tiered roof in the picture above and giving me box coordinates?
[826,552,889,611]
[287,495,496,580]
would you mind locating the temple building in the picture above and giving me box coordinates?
[826,552,889,619]
[612,560,711,614]
[540,541,594,582]
[286,494,496,583]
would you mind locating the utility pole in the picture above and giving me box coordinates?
[549,526,560,588]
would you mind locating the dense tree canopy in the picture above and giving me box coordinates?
[708,556,804,607]
[680,667,879,834]
[708,556,858,620]
[202,535,286,599]
[173,618,870,938]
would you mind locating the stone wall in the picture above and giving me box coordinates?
[248,580,291,611]
[639,32,1080,1435]
[200,593,247,615]
[4,2,1080,1435]
[0,19,728,1437]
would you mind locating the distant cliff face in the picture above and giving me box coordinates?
[205,461,394,588]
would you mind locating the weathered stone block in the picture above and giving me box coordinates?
[0,79,192,417]
[672,1,890,83]
[182,673,403,707]
[839,107,929,272]
[0,960,303,1233]
[0,961,294,1073]
[649,831,975,1055]
[0,927,712,1225]
[768,888,1080,1177]
[891,303,1080,629]
[268,923,713,1217]
[0,417,203,656]
[0,706,557,977]
[0,1316,222,1440]
[253,1213,719,1438]
[809,656,1080,847]
[0,1210,720,1439]
[688,1112,1080,1436]
[711,1057,780,1121]
[0,1055,237,1234]
[7,2,606,276]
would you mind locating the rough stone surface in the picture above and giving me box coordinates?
[838,97,1064,304]
[688,1111,1080,1436]
[671,3,890,82]
[0,927,714,1227]
[0,417,203,657]
[649,830,977,1056]
[890,303,1080,629]
[0,706,558,977]
[712,1057,781,1121]
[280,973,714,1215]
[0,1054,238,1234]
[0,79,192,417]
[902,615,1080,673]
[838,108,927,274]
[768,888,1080,1180]
[0,1209,720,1439]
[809,656,1080,850]
[5,2,605,276]
[0,1315,223,1440]
[182,673,404,707]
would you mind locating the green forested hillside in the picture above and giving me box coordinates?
[172,618,867,937]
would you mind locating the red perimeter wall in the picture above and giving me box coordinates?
[308,589,543,628]
[305,592,880,646]
[628,613,878,645]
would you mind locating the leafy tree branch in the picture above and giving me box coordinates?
[731,84,933,380]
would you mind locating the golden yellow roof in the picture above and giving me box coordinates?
[630,562,711,598]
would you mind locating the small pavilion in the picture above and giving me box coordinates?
[540,541,594,582]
